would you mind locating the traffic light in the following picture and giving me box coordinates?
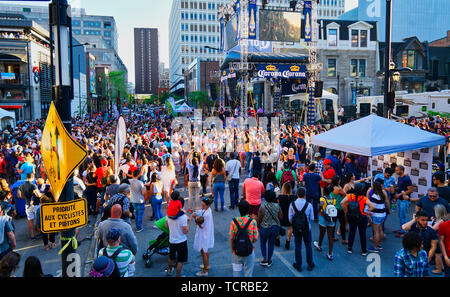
[387,91,396,109]
[116,97,120,105]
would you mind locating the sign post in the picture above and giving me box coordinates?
[47,0,87,277]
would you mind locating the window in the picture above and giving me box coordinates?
[84,21,90,27]
[360,30,367,47]
[104,31,111,37]
[328,29,337,47]
[72,20,80,27]
[359,59,366,77]
[104,22,111,29]
[351,30,359,47]
[351,59,366,77]
[73,29,80,35]
[328,59,336,77]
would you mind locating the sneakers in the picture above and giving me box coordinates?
[266,260,273,268]
[165,268,173,276]
[327,254,334,261]
[196,271,209,277]
[347,248,353,254]
[313,241,322,251]
[361,251,368,256]
[260,260,268,267]
[367,246,379,253]
[136,228,144,233]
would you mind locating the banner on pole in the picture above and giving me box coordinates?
[114,116,127,174]
[304,0,312,42]
[248,0,257,40]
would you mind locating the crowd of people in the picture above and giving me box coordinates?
[0,106,450,277]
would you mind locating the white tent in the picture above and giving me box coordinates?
[175,103,192,113]
[0,108,15,129]
[311,114,446,157]
[288,90,339,124]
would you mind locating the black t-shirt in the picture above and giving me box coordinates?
[206,154,218,172]
[410,222,438,252]
[436,186,450,204]
[416,196,450,219]
[19,181,38,206]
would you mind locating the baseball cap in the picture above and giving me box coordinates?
[323,159,332,165]
[118,183,130,193]
[106,228,121,243]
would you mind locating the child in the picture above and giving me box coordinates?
[166,191,185,220]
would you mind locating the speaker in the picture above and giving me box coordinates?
[314,81,323,98]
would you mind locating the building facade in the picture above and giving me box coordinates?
[0,14,52,120]
[262,0,345,19]
[339,0,450,43]
[169,0,229,94]
[184,58,220,101]
[134,28,159,95]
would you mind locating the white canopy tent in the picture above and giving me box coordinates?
[0,108,15,129]
[175,103,193,113]
[310,114,445,157]
[288,90,339,124]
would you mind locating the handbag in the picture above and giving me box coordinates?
[227,160,238,182]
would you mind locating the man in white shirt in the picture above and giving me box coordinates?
[165,206,192,277]
[226,153,241,210]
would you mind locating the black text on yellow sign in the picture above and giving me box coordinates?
[40,199,88,233]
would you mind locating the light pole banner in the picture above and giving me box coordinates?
[235,0,240,41]
[304,0,312,42]
[114,116,127,174]
[219,16,225,52]
[248,0,257,40]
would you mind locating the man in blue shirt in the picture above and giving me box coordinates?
[18,155,35,181]
[302,163,322,221]
[394,231,429,277]
[0,205,16,261]
[415,188,450,220]
[375,168,396,199]
[327,150,342,177]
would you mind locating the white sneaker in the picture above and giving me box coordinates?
[196,271,208,277]
[313,241,322,251]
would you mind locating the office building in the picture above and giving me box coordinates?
[169,0,230,95]
[134,28,159,95]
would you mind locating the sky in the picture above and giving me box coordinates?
[14,0,359,85]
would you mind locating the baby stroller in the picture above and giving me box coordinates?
[142,217,170,268]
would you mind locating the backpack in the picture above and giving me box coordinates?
[281,170,294,186]
[323,197,337,222]
[291,201,309,236]
[101,195,127,222]
[232,218,254,257]
[347,194,363,221]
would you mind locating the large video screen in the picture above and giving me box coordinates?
[225,15,238,51]
[259,10,301,42]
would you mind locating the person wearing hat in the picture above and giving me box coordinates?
[98,228,135,277]
[312,152,323,174]
[89,256,120,277]
[104,184,132,224]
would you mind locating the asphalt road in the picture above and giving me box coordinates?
[10,178,445,277]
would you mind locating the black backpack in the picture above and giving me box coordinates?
[232,218,254,257]
[292,201,309,236]
[347,194,363,221]
[101,195,127,222]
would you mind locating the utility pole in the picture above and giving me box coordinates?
[383,0,392,118]
[49,0,77,277]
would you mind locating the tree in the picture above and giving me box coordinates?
[108,70,128,100]
[159,92,170,103]
[150,94,159,104]
[189,90,210,108]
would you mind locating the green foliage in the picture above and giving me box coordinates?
[108,70,128,99]
[189,90,210,107]
[159,92,170,103]
[150,94,159,104]
[428,110,450,118]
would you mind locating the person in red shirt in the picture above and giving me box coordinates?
[94,158,108,189]
[438,220,450,277]
[320,159,336,196]
[242,172,265,219]
[0,153,6,179]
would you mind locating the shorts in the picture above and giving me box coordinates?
[169,240,188,263]
[371,216,386,225]
[319,215,335,228]
[248,204,261,217]
[26,205,36,221]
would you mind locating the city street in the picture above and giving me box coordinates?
[11,176,441,278]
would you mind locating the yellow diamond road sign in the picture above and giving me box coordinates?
[41,102,87,201]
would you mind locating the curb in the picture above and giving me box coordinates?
[83,213,101,276]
